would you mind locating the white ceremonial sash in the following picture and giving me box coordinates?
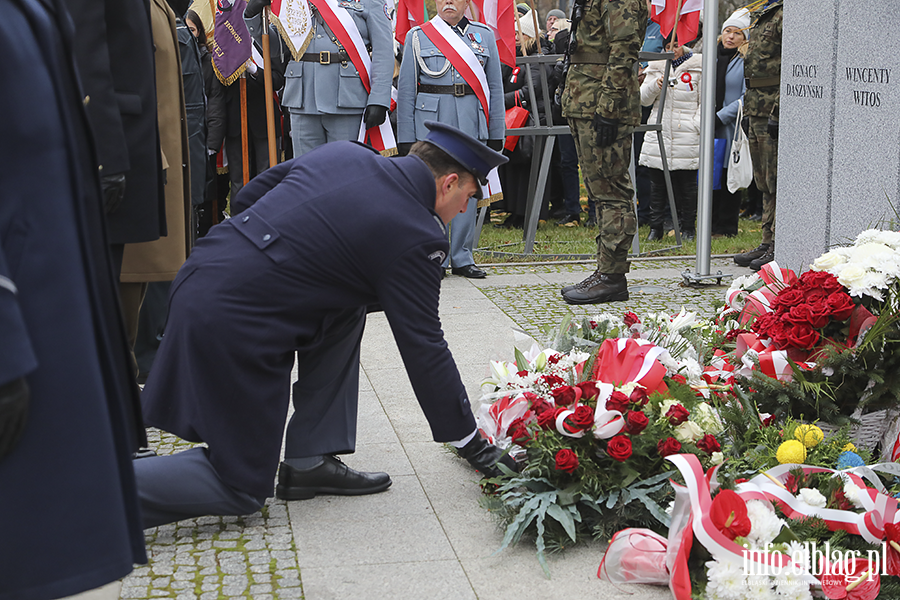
[268,0,314,60]
[477,167,502,207]
[419,16,491,124]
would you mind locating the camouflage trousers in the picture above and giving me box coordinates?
[568,117,636,274]
[748,115,778,245]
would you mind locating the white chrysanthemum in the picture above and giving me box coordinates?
[746,500,783,547]
[856,228,900,249]
[797,488,827,508]
[784,541,811,572]
[706,559,747,600]
[774,568,812,600]
[843,481,866,509]
[588,313,624,330]
[745,574,778,600]
[674,420,705,443]
[693,402,725,434]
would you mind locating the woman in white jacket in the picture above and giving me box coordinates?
[639,41,703,241]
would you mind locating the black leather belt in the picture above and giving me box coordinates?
[300,50,351,64]
[417,83,476,97]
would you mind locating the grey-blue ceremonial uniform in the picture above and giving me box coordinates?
[249,0,393,156]
[397,19,504,269]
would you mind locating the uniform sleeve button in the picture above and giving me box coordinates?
[243,216,250,222]
[263,234,272,241]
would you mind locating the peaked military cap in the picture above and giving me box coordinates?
[422,121,508,189]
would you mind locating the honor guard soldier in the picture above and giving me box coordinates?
[396,0,505,279]
[245,0,393,156]
[733,0,782,271]
[132,122,515,527]
[558,0,647,304]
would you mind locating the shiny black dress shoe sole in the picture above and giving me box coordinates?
[451,265,487,279]
[276,456,392,500]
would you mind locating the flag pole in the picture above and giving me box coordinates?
[672,0,684,47]
[513,7,527,56]
[240,75,250,186]
[209,0,220,224]
[529,3,541,55]
[261,5,279,168]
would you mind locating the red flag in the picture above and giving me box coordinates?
[650,0,702,46]
[395,0,425,44]
[469,0,516,68]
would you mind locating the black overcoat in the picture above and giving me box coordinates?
[0,0,147,598]
[141,142,478,498]
[67,0,167,244]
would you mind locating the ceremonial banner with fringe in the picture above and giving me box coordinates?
[268,0,314,61]
[211,0,253,85]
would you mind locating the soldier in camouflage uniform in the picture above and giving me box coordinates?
[733,0,782,271]
[559,0,647,304]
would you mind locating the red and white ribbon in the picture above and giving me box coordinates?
[419,16,491,123]
[666,454,818,582]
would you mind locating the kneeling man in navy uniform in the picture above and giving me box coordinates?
[135,122,513,527]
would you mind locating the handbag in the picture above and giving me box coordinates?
[504,91,530,152]
[727,99,753,193]
[712,138,727,191]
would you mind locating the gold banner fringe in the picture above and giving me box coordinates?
[270,12,313,62]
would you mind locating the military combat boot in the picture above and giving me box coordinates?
[560,268,603,296]
[562,273,629,305]
[734,243,770,267]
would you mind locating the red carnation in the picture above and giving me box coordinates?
[606,390,630,413]
[624,410,649,434]
[554,448,579,473]
[541,374,565,387]
[623,311,641,327]
[665,404,690,425]
[547,353,562,365]
[606,435,632,462]
[696,434,721,454]
[671,374,687,385]
[657,437,682,457]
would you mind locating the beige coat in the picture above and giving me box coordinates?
[121,0,191,282]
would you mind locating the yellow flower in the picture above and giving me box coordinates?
[842,442,857,452]
[794,424,824,448]
[776,440,807,464]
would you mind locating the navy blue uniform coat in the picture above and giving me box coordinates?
[141,142,478,497]
[0,0,147,597]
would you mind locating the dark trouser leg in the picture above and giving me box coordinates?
[134,281,171,381]
[748,115,778,244]
[283,307,367,459]
[647,168,668,229]
[711,176,740,236]
[558,134,582,216]
[134,447,266,529]
[673,170,698,234]
[224,135,245,199]
[119,281,148,376]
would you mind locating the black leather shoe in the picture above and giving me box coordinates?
[560,269,602,296]
[562,273,629,305]
[681,230,695,242]
[647,226,663,241]
[556,213,580,226]
[451,264,487,279]
[275,456,392,500]
[749,245,775,271]
[734,243,770,267]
